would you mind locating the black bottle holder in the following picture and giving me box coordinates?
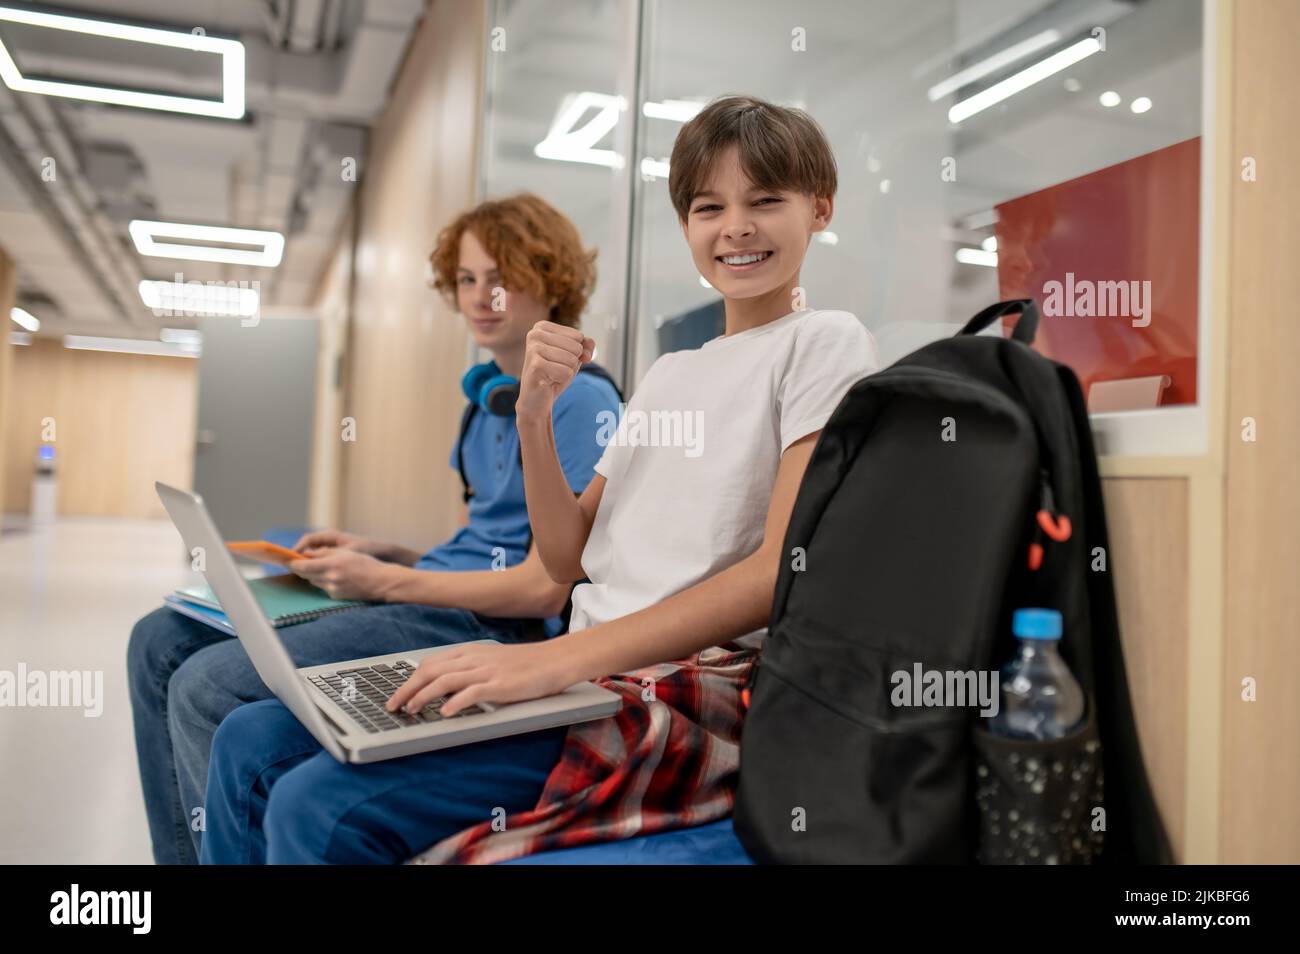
[971,696,1106,865]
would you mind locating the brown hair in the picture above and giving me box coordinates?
[668,95,838,223]
[429,193,596,328]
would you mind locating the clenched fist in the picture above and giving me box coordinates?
[516,321,595,422]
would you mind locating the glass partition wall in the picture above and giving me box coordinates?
[481,0,1207,451]
[477,0,639,382]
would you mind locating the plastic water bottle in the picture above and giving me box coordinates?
[989,609,1085,740]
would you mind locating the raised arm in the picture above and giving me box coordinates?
[514,320,606,583]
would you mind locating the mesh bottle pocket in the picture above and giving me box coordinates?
[971,697,1105,865]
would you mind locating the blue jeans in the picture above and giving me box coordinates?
[126,602,533,864]
[202,699,567,864]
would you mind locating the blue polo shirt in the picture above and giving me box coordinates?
[414,371,621,636]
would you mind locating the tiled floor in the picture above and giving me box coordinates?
[0,517,203,864]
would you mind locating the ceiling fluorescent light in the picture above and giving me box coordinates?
[63,335,199,358]
[10,330,31,345]
[534,92,625,168]
[956,248,998,268]
[0,6,245,119]
[140,279,259,316]
[10,306,39,331]
[129,220,284,267]
[949,37,1102,124]
[642,99,704,123]
[927,30,1061,102]
[639,157,670,179]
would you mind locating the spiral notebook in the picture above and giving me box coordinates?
[167,573,366,633]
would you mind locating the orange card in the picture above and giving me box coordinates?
[227,540,303,567]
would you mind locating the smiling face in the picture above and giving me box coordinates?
[454,229,549,358]
[681,145,833,302]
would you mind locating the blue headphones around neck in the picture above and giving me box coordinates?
[460,357,623,418]
[460,360,520,416]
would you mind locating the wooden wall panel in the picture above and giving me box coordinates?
[1220,0,1300,865]
[307,215,353,531]
[1102,477,1189,862]
[2,339,196,518]
[337,0,485,550]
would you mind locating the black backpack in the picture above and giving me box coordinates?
[733,300,1172,865]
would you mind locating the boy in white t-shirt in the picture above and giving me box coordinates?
[395,97,878,717]
[200,95,879,864]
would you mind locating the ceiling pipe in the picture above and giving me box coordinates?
[0,86,146,328]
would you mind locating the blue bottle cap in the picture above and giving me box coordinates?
[1013,608,1063,640]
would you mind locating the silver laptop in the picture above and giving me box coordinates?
[156,482,621,764]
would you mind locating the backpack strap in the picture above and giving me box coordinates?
[575,361,625,403]
[453,402,478,504]
[958,298,1040,343]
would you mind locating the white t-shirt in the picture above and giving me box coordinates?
[568,308,881,647]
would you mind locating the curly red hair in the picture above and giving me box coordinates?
[429,193,597,328]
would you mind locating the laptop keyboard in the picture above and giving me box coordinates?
[308,659,485,734]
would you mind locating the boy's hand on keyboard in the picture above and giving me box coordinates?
[516,320,595,422]
[287,548,396,602]
[384,640,578,718]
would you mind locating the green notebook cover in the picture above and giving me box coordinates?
[174,573,366,626]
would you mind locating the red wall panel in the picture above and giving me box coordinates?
[995,137,1200,406]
